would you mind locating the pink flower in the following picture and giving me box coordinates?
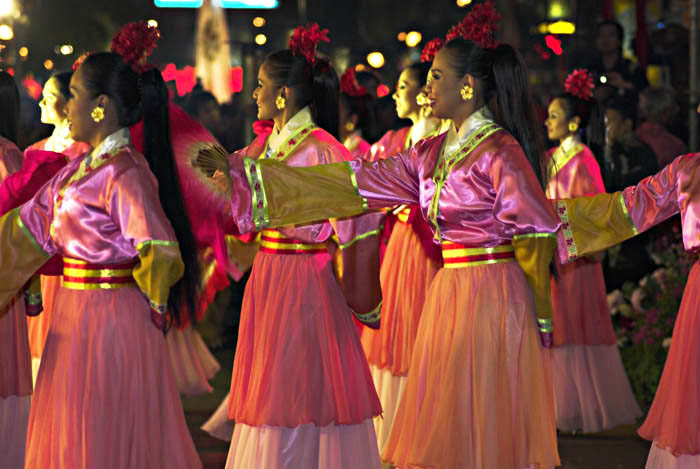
[630,288,646,312]
[662,337,672,348]
[607,289,624,315]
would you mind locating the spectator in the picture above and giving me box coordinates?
[603,95,658,192]
[636,87,687,168]
[186,90,221,135]
[587,20,649,102]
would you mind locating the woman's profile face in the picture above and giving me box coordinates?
[393,69,422,120]
[424,48,463,120]
[545,98,571,143]
[252,62,281,121]
[39,77,68,126]
[66,67,98,143]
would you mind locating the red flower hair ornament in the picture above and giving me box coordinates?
[72,53,91,71]
[446,0,501,50]
[110,20,161,73]
[564,69,594,101]
[421,38,444,63]
[289,23,330,64]
[340,68,368,97]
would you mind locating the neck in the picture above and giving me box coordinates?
[453,99,486,132]
[273,104,303,133]
[559,133,576,146]
[407,110,421,126]
[90,124,120,150]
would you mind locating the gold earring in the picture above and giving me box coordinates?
[91,106,104,123]
[460,85,474,101]
[275,95,286,110]
[568,122,579,132]
[345,121,356,132]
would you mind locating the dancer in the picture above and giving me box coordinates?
[544,69,641,432]
[219,24,383,469]
[339,67,374,158]
[359,51,444,453]
[0,23,202,468]
[0,70,28,469]
[26,70,90,384]
[215,4,561,467]
[551,125,700,467]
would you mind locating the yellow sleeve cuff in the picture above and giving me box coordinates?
[133,240,184,312]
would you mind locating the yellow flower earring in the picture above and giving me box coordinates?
[568,122,579,132]
[275,95,286,110]
[91,106,105,123]
[460,85,474,101]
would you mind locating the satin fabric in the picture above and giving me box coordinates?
[364,127,410,163]
[343,132,370,160]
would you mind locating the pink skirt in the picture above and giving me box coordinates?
[166,325,220,396]
[201,391,234,441]
[226,420,380,469]
[368,364,407,453]
[25,286,201,469]
[552,344,641,432]
[361,221,440,375]
[382,262,560,469]
[646,442,700,468]
[551,258,616,345]
[228,251,381,427]
[638,260,700,456]
[0,394,30,469]
[0,297,32,398]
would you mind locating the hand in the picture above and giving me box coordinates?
[151,309,166,331]
[539,330,553,348]
[211,169,232,194]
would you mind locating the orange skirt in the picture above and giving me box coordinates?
[25,286,201,469]
[361,221,440,375]
[228,251,381,427]
[638,260,700,456]
[382,262,559,469]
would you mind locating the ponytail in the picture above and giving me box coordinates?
[81,52,200,327]
[311,59,340,138]
[140,69,200,327]
[489,44,546,188]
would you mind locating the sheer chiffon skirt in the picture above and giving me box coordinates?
[383,262,560,469]
[25,286,201,469]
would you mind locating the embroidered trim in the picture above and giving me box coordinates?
[512,232,557,240]
[25,290,42,305]
[262,123,316,161]
[441,241,515,269]
[136,239,179,251]
[557,200,577,261]
[347,162,369,211]
[537,317,553,333]
[618,191,639,236]
[352,300,382,324]
[428,122,500,240]
[546,142,583,183]
[62,257,137,291]
[259,229,327,254]
[244,158,269,231]
[338,228,381,250]
[15,209,47,255]
[150,299,167,315]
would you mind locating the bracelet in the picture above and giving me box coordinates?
[351,300,382,324]
[537,317,552,333]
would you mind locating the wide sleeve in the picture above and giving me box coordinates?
[490,145,560,345]
[0,207,52,315]
[554,154,693,263]
[229,148,421,234]
[108,166,184,319]
[0,150,68,215]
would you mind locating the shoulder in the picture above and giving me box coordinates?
[306,129,352,163]
[233,134,268,160]
[107,147,157,184]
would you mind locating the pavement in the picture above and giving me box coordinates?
[183,348,651,469]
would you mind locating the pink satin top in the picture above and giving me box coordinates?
[364,127,410,162]
[233,127,382,245]
[545,139,605,199]
[19,129,178,264]
[623,152,700,252]
[349,124,560,246]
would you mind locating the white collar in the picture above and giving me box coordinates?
[89,128,131,161]
[409,116,441,146]
[559,134,579,153]
[268,106,314,152]
[443,106,494,157]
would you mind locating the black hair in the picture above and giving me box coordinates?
[265,49,340,138]
[556,92,606,170]
[51,71,73,100]
[597,20,624,43]
[187,90,218,116]
[0,71,19,143]
[79,52,200,328]
[340,91,378,142]
[605,94,639,127]
[443,39,547,188]
[405,61,432,87]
